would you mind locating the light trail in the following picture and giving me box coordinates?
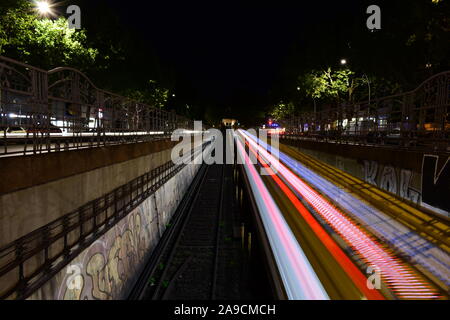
[245,141,385,299]
[247,131,450,289]
[239,129,442,299]
[234,133,329,300]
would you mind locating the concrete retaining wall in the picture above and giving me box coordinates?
[27,161,201,300]
[281,138,450,217]
[0,143,176,247]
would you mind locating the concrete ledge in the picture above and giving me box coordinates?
[0,140,177,195]
[280,138,449,172]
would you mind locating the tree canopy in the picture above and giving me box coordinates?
[0,1,97,70]
[123,80,170,109]
[0,0,172,111]
[267,0,450,121]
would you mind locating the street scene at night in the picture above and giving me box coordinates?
[0,0,449,313]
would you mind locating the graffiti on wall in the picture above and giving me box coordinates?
[421,155,450,214]
[362,155,450,215]
[56,197,159,300]
[362,160,421,204]
[27,163,198,300]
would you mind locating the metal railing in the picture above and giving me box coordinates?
[279,71,450,151]
[0,56,195,156]
[0,158,188,299]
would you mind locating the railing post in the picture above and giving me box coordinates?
[62,215,70,259]
[15,239,26,298]
[42,225,51,274]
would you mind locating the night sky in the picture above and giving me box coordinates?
[76,0,372,122]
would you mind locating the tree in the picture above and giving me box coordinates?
[269,101,295,120]
[122,80,169,109]
[148,80,169,109]
[0,0,179,118]
[297,68,356,105]
[0,1,98,71]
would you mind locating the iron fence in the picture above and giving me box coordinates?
[0,56,195,156]
[0,158,188,299]
[279,71,450,151]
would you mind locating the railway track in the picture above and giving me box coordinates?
[129,163,227,300]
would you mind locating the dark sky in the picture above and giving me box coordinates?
[80,0,363,121]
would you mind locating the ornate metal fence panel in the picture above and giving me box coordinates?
[280,71,450,151]
[0,56,195,156]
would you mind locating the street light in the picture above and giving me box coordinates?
[340,58,347,65]
[35,1,52,15]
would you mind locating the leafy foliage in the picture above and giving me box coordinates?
[0,2,97,70]
[0,1,171,109]
[295,68,404,110]
[148,80,169,109]
[272,0,450,122]
[297,68,355,103]
[269,101,295,120]
[122,80,169,109]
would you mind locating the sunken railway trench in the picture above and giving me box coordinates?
[128,157,275,300]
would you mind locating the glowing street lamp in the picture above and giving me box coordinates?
[35,1,52,15]
[340,58,347,65]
